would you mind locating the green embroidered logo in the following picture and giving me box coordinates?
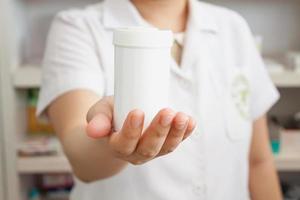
[231,74,250,120]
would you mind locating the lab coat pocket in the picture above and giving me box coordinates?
[225,67,252,141]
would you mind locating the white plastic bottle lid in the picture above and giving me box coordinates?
[113,27,173,48]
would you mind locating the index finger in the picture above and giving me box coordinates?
[109,110,144,157]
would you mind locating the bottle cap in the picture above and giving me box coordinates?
[113,27,173,48]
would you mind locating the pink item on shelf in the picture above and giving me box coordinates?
[38,174,73,190]
[18,136,61,157]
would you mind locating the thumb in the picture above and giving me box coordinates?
[86,96,114,138]
[86,113,112,138]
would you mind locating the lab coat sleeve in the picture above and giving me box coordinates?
[234,15,280,121]
[37,10,105,119]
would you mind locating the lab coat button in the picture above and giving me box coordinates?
[192,183,205,196]
[179,79,190,88]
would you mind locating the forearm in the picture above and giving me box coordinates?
[48,90,127,183]
[60,124,128,182]
[249,157,282,200]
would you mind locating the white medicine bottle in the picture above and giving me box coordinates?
[113,27,173,131]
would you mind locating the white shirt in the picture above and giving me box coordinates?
[37,0,280,199]
[174,32,185,46]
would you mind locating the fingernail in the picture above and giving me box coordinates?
[86,114,111,138]
[175,115,189,130]
[131,111,144,129]
[160,112,174,127]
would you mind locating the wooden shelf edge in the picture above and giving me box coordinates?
[17,155,71,174]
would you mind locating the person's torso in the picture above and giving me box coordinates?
[66,0,253,199]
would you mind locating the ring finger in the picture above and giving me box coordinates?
[158,112,189,156]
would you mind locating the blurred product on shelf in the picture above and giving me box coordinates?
[268,113,300,155]
[264,58,285,73]
[38,174,73,190]
[28,89,54,135]
[254,35,263,54]
[296,112,300,123]
[269,116,282,154]
[28,174,73,200]
[40,174,72,200]
[18,136,60,157]
[281,130,300,153]
[286,51,300,71]
[28,188,42,200]
[284,112,300,130]
[282,182,300,200]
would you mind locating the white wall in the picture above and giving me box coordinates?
[0,69,6,200]
[206,0,300,57]
[204,0,300,121]
[16,0,100,65]
[18,0,300,64]
[0,7,7,200]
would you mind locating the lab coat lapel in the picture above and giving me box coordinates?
[182,0,225,135]
[194,32,232,139]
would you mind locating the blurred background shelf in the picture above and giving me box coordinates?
[275,153,300,172]
[13,66,300,89]
[17,155,71,174]
[1,0,300,199]
[15,153,300,174]
[13,66,41,88]
[270,71,300,88]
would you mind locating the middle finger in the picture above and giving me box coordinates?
[131,108,176,161]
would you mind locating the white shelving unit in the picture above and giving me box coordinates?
[270,71,300,88]
[1,0,300,199]
[13,65,41,88]
[15,150,300,174]
[17,155,71,174]
[1,0,98,199]
[0,73,6,200]
[13,66,300,89]
[275,154,300,171]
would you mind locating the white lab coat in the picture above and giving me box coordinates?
[37,0,279,199]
